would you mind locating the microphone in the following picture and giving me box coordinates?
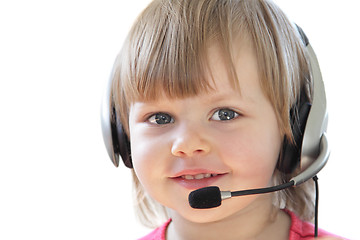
[188,181,294,209]
[188,133,329,209]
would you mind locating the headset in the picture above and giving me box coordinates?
[101,22,329,238]
[101,25,329,183]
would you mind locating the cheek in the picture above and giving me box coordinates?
[129,129,172,198]
[218,123,282,182]
[130,133,160,183]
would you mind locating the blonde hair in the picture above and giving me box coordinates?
[111,0,314,228]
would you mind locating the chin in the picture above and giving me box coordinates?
[171,195,258,223]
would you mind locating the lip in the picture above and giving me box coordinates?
[170,169,227,190]
[171,169,226,178]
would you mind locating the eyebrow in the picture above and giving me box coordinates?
[206,88,263,110]
[202,90,243,104]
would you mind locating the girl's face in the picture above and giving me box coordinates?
[128,41,283,223]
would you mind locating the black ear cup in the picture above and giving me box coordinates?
[277,25,313,174]
[101,81,133,168]
[278,100,311,174]
[117,128,132,168]
[110,106,133,168]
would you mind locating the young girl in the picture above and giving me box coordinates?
[106,0,344,239]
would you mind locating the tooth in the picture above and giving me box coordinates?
[194,174,205,179]
[181,173,217,180]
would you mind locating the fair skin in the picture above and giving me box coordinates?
[128,40,341,239]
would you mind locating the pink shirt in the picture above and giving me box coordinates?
[138,210,342,240]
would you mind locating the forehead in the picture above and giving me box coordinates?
[206,40,263,103]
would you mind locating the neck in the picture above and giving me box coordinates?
[167,195,290,240]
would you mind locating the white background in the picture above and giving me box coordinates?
[0,0,359,239]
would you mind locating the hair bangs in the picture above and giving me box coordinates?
[125,31,215,102]
[121,0,224,103]
[118,0,247,104]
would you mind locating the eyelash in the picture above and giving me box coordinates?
[146,108,241,125]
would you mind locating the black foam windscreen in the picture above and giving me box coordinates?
[188,186,222,209]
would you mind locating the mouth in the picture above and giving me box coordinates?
[171,172,226,190]
[180,173,219,180]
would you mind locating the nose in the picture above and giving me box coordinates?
[171,123,211,157]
